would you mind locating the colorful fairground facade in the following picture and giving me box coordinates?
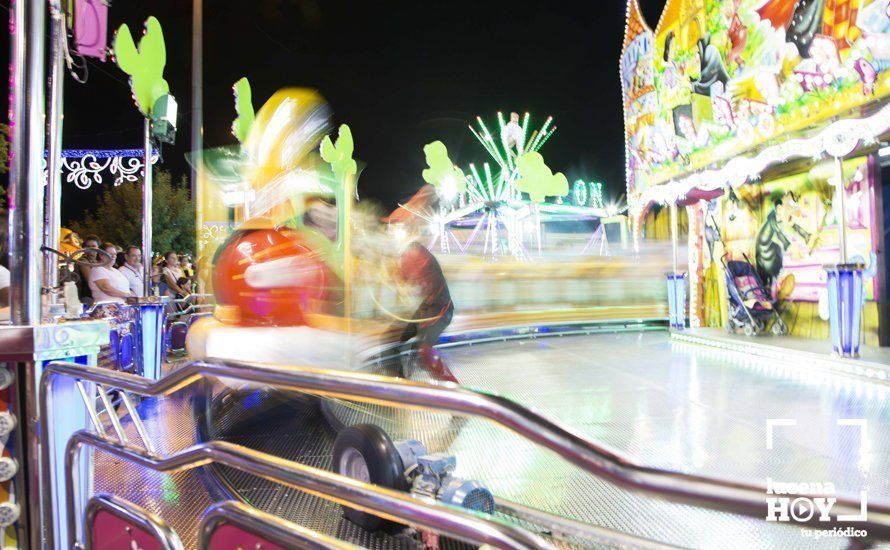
[621,0,890,352]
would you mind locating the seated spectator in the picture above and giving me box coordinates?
[161,251,190,299]
[179,254,195,286]
[150,260,163,296]
[102,242,123,269]
[118,245,144,298]
[78,234,102,304]
[88,257,135,304]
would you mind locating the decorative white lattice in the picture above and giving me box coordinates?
[43,149,159,190]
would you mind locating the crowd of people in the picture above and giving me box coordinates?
[0,214,196,318]
[75,234,196,305]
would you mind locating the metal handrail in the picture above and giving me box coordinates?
[65,431,551,549]
[40,359,890,544]
[170,293,214,306]
[200,501,361,550]
[167,302,214,319]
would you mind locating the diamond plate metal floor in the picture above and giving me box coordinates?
[92,393,215,550]
[93,330,890,549]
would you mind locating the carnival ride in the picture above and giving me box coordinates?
[3,3,890,550]
[405,112,628,260]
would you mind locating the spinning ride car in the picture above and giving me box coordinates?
[188,89,402,369]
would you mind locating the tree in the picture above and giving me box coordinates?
[71,170,195,256]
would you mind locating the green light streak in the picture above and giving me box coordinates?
[497,111,515,172]
[536,126,557,151]
[484,162,495,200]
[470,123,503,168]
[468,163,486,201]
[476,116,509,168]
[520,112,530,154]
[528,116,554,152]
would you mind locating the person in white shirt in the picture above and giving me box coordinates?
[88,243,135,303]
[117,245,144,298]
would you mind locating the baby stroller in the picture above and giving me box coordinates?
[722,254,787,337]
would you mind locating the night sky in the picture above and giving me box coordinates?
[2,0,668,222]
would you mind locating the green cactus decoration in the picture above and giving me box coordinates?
[300,124,358,281]
[320,124,358,184]
[231,77,255,144]
[113,16,169,116]
[422,141,466,197]
[514,152,569,204]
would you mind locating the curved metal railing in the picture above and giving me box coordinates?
[65,432,548,549]
[41,358,890,548]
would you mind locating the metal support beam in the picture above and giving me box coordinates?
[45,2,66,302]
[192,0,204,296]
[834,156,848,264]
[191,0,203,201]
[9,0,47,325]
[142,120,153,296]
[670,202,679,274]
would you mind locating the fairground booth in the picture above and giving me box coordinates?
[622,0,890,356]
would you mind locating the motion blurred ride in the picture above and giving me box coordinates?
[212,220,333,327]
[187,89,453,377]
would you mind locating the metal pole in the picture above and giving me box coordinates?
[834,156,848,264]
[192,0,203,292]
[670,203,679,273]
[45,2,66,303]
[191,0,203,201]
[10,2,46,549]
[142,120,153,296]
[9,0,47,325]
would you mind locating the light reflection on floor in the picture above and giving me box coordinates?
[434,330,890,549]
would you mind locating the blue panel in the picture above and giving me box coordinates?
[826,266,864,358]
[138,304,167,380]
[38,353,96,549]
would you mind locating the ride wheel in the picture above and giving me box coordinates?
[333,424,408,532]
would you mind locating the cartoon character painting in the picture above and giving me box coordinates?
[727,0,748,66]
[691,34,731,95]
[622,0,890,190]
[756,0,826,58]
[755,193,811,291]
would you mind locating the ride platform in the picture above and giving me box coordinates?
[90,323,890,549]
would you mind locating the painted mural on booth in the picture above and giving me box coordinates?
[622,0,890,196]
[699,156,877,330]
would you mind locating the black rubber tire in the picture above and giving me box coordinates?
[333,423,407,532]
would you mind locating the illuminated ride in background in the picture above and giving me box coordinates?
[397,112,628,260]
